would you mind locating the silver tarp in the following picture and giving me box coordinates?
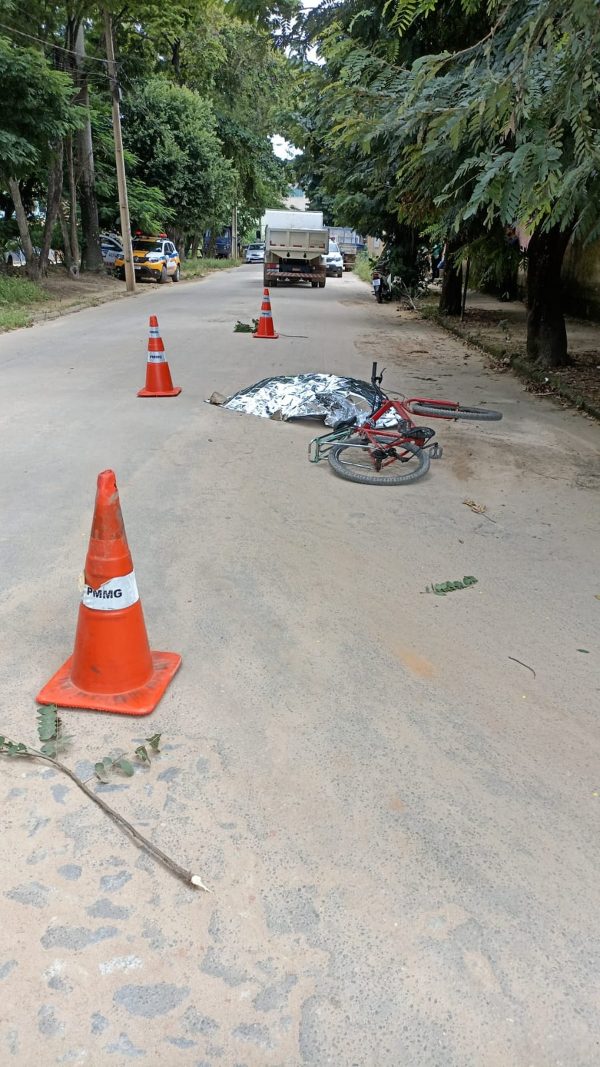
[219,374,398,427]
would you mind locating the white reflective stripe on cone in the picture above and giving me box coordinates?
[147,352,166,362]
[149,328,160,337]
[81,571,139,611]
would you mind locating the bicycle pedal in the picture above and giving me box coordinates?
[431,444,443,459]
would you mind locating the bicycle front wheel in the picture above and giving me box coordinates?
[409,400,502,421]
[327,439,430,486]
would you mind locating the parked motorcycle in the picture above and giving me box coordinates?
[371,263,422,310]
[371,267,394,303]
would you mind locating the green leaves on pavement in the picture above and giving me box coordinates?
[426,576,478,596]
[94,733,162,782]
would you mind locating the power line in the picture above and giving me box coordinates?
[0,21,110,64]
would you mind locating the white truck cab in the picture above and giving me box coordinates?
[322,240,344,278]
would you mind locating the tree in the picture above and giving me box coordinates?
[0,0,296,275]
[114,3,290,241]
[0,34,82,279]
[303,0,600,366]
[286,1,451,285]
[387,0,600,363]
[66,19,103,271]
[123,77,235,249]
[0,2,106,272]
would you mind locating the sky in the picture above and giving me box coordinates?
[271,135,302,160]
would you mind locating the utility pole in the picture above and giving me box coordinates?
[103,9,135,292]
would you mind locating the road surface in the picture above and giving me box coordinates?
[0,266,599,1066]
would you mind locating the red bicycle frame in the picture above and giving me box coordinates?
[371,395,464,424]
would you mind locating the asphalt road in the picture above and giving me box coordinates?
[0,265,599,1066]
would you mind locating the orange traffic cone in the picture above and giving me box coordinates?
[253,288,278,339]
[137,315,181,396]
[37,470,181,716]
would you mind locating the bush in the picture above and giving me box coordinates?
[354,251,374,284]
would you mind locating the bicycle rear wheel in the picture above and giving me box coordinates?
[327,439,430,485]
[409,400,502,421]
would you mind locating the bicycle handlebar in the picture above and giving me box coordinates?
[369,361,388,415]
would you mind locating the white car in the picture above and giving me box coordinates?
[322,240,344,278]
[245,242,265,263]
[101,233,123,267]
[4,246,26,268]
[4,244,63,268]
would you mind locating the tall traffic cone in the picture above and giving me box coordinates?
[253,288,278,339]
[36,470,181,716]
[137,315,181,396]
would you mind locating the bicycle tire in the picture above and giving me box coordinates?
[409,401,502,422]
[327,440,430,486]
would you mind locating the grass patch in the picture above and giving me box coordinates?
[354,251,374,285]
[0,274,47,306]
[181,257,242,280]
[0,307,34,329]
[0,273,49,330]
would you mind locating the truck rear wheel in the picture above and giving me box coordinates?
[319,280,325,288]
[311,281,318,288]
[270,278,277,287]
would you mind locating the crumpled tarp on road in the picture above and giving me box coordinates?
[216,373,398,427]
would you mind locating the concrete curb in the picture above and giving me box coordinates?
[427,309,600,422]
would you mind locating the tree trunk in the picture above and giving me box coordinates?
[439,236,463,316]
[73,23,103,272]
[169,228,184,253]
[58,205,73,268]
[65,133,80,270]
[8,178,40,280]
[526,225,572,368]
[172,38,181,80]
[58,204,79,275]
[39,142,64,274]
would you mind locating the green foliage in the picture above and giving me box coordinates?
[290,0,600,360]
[0,1,291,263]
[0,737,27,757]
[108,3,290,234]
[0,35,82,180]
[426,576,478,595]
[94,733,162,782]
[354,250,375,284]
[233,318,260,332]
[123,77,235,237]
[310,0,600,244]
[145,733,162,753]
[36,704,72,758]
